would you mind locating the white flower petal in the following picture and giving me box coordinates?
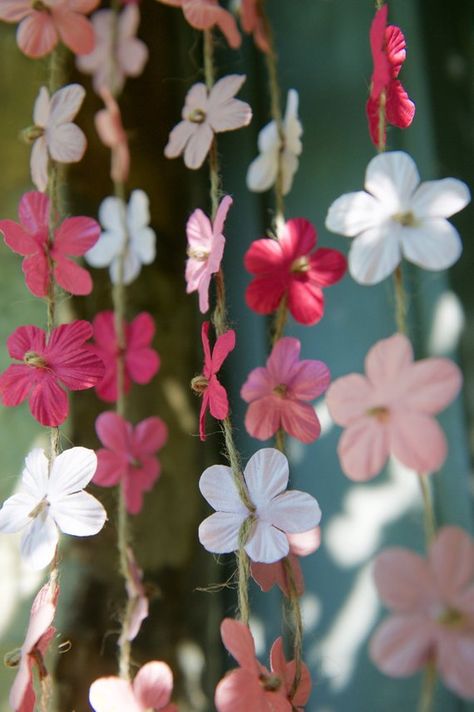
[110,250,141,285]
[52,491,106,536]
[400,218,463,271]
[246,151,278,193]
[349,224,402,284]
[410,178,471,219]
[99,196,127,233]
[199,464,248,513]
[33,86,50,127]
[198,511,245,554]
[257,120,279,153]
[127,189,150,231]
[49,83,85,125]
[85,231,122,267]
[31,137,49,193]
[132,227,156,265]
[244,448,289,510]
[267,491,321,534]
[283,89,302,156]
[245,521,289,564]
[20,515,58,570]
[49,447,97,501]
[325,191,384,236]
[365,151,420,212]
[281,150,299,195]
[47,123,86,163]
[0,492,36,533]
[22,448,49,499]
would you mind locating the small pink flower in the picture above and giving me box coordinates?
[95,88,130,183]
[89,661,177,712]
[165,75,252,170]
[240,0,269,53]
[158,0,241,49]
[191,321,235,441]
[0,0,99,59]
[90,311,160,403]
[241,336,330,443]
[326,333,462,480]
[0,321,105,427]
[0,191,99,297]
[120,547,148,644]
[94,411,167,514]
[185,195,231,313]
[244,218,346,326]
[370,526,474,700]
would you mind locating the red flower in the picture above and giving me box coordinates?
[366,4,415,148]
[0,321,104,426]
[244,218,346,326]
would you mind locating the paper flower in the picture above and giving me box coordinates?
[326,333,462,480]
[26,84,87,193]
[0,191,99,297]
[244,217,346,325]
[0,447,106,570]
[199,448,321,564]
[215,618,311,711]
[240,0,269,53]
[247,89,302,195]
[90,661,177,712]
[93,411,168,514]
[164,75,252,169]
[85,191,156,284]
[90,311,160,402]
[325,151,471,285]
[366,4,415,148]
[76,5,148,95]
[119,547,149,644]
[94,88,130,183]
[370,526,474,700]
[0,0,99,59]
[185,195,231,313]
[241,336,330,443]
[191,321,235,441]
[157,0,241,49]
[0,321,105,427]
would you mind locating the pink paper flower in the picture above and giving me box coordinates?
[27,83,87,193]
[165,75,252,169]
[215,618,311,711]
[366,4,415,148]
[199,448,321,563]
[157,0,241,49]
[76,5,148,95]
[244,218,347,326]
[89,661,177,712]
[240,0,269,53]
[90,311,160,403]
[0,191,99,297]
[326,333,462,481]
[241,336,330,443]
[370,526,474,700]
[95,88,130,183]
[0,321,105,427]
[93,411,167,514]
[119,547,149,644]
[185,195,231,313]
[191,321,235,441]
[0,0,99,59]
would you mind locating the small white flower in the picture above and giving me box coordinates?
[325,151,471,285]
[0,447,107,570]
[85,190,156,285]
[246,89,303,196]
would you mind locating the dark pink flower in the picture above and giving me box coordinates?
[0,191,99,297]
[90,311,160,403]
[244,218,346,326]
[0,321,104,426]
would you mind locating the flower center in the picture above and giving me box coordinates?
[130,457,142,468]
[273,383,288,397]
[191,374,209,394]
[438,607,466,629]
[188,108,207,124]
[21,125,45,143]
[187,247,210,262]
[32,0,48,10]
[24,351,48,368]
[367,406,390,422]
[28,497,49,519]
[392,211,417,227]
[290,256,310,273]
[259,673,282,692]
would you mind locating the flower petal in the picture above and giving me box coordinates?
[20,516,58,570]
[244,397,281,441]
[280,399,322,443]
[89,678,140,712]
[326,374,373,426]
[183,122,213,169]
[369,615,434,676]
[55,216,100,255]
[243,448,289,508]
[410,178,470,219]
[365,333,413,386]
[266,491,321,534]
[246,151,278,193]
[198,511,245,554]
[54,257,93,295]
[49,83,85,124]
[390,412,448,473]
[0,364,33,407]
[17,12,58,58]
[134,416,168,454]
[49,447,98,498]
[436,630,474,699]
[211,330,235,373]
[245,520,289,563]
[220,618,259,672]
[52,491,106,536]
[325,191,384,236]
[337,417,390,481]
[400,218,463,271]
[164,120,195,159]
[308,247,347,288]
[397,357,462,414]
[199,464,248,513]
[47,122,87,163]
[133,661,173,709]
[0,492,37,534]
[207,377,229,421]
[373,548,436,611]
[365,151,420,212]
[429,526,474,602]
[29,377,69,426]
[56,11,96,55]
[287,277,324,325]
[30,136,49,192]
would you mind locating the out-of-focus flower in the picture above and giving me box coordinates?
[157,0,241,49]
[119,547,148,644]
[90,661,177,711]
[95,88,130,183]
[239,0,269,53]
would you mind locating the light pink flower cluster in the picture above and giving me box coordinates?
[90,660,177,711]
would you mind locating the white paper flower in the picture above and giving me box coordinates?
[85,190,156,285]
[0,447,107,570]
[246,89,303,195]
[325,151,471,285]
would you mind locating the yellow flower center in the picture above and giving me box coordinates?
[438,607,466,629]
[273,384,288,397]
[367,406,390,423]
[290,256,310,273]
[191,374,209,394]
[188,108,207,124]
[392,211,417,227]
[24,351,48,368]
[187,247,209,261]
[21,125,45,143]
[259,673,282,692]
[28,497,49,519]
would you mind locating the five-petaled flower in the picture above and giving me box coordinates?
[157,0,241,49]
[90,660,178,712]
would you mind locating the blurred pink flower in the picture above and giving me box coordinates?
[165,75,252,169]
[120,547,148,644]
[95,88,130,183]
[158,0,241,49]
[370,526,474,699]
[240,0,269,53]
[89,661,177,712]
[185,195,231,313]
[326,333,462,480]
[241,336,330,443]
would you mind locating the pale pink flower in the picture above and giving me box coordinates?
[370,526,474,700]
[185,195,231,312]
[89,661,177,712]
[95,88,130,183]
[119,547,148,644]
[241,336,330,443]
[157,0,241,49]
[240,0,269,53]
[165,75,252,169]
[326,333,462,480]
[27,83,87,193]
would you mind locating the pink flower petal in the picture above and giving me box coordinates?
[210,329,236,373]
[17,12,58,58]
[241,367,274,402]
[308,247,347,287]
[7,324,46,359]
[369,614,434,676]
[133,661,174,709]
[251,554,304,597]
[95,411,130,452]
[215,668,271,712]
[183,122,213,169]
[397,358,462,414]
[23,253,49,297]
[290,359,330,400]
[164,121,196,159]
[55,9,96,55]
[287,277,324,325]
[29,376,69,426]
[245,274,286,315]
[337,416,390,480]
[207,376,229,421]
[288,528,321,557]
[54,216,100,255]
[429,526,474,602]
[279,399,321,443]
[0,0,31,22]
[19,190,50,233]
[94,449,127,487]
[54,257,93,295]
[266,337,300,384]
[244,396,282,440]
[182,0,241,48]
[436,630,474,699]
[365,333,413,386]
[220,618,259,672]
[390,411,448,473]
[0,364,33,407]
[326,374,373,426]
[373,549,436,612]
[134,416,168,454]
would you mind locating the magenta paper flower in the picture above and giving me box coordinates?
[157,0,241,49]
[326,333,462,481]
[241,336,330,443]
[90,311,160,403]
[0,321,104,427]
[244,218,347,326]
[185,195,232,313]
[27,83,87,193]
[370,526,474,700]
[199,448,321,563]
[165,75,252,169]
[0,0,99,59]
[95,88,130,183]
[93,411,168,514]
[89,661,177,712]
[191,321,235,441]
[240,0,270,53]
[366,4,415,148]
[215,618,311,711]
[0,191,99,297]
[76,5,148,95]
